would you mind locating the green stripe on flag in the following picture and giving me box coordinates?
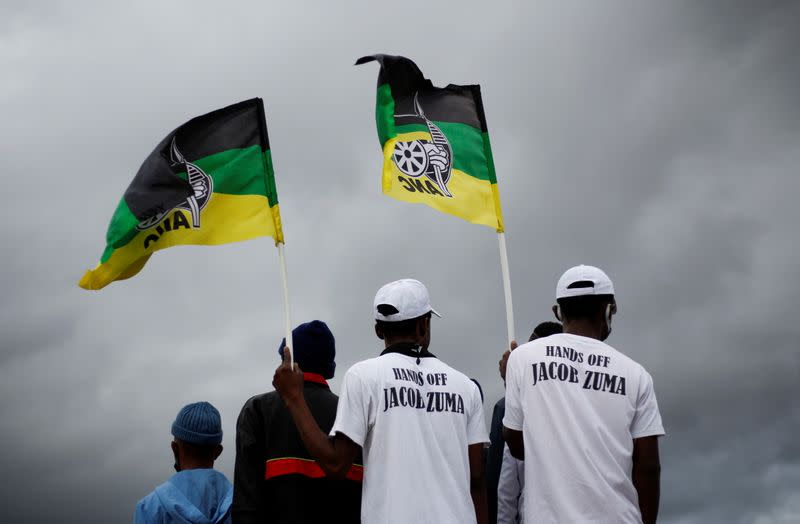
[181,146,277,204]
[104,199,140,258]
[262,150,279,208]
[376,84,397,146]
[481,131,498,184]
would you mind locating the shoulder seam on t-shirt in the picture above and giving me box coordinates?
[632,427,665,439]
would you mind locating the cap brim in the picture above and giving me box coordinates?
[430,308,442,318]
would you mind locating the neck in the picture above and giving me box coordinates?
[381,340,436,360]
[383,337,424,349]
[178,458,214,471]
[563,319,604,340]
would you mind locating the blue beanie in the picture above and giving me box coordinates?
[278,320,336,379]
[171,402,223,445]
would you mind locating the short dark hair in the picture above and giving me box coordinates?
[557,294,615,321]
[529,321,563,341]
[375,312,431,339]
[177,439,219,462]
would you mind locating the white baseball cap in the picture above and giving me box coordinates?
[374,279,441,322]
[556,265,615,299]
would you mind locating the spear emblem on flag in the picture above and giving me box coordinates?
[168,138,212,228]
[134,138,213,231]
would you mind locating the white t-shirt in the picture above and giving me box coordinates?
[331,351,489,524]
[503,333,664,524]
[497,444,524,524]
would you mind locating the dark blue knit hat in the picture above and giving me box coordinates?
[278,320,336,379]
[171,402,223,445]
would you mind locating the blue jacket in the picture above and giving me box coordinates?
[135,469,233,524]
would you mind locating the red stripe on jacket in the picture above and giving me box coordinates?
[265,457,363,482]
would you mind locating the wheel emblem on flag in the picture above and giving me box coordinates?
[392,93,454,197]
[136,138,214,231]
[393,141,429,177]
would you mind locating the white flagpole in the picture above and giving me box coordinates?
[497,232,515,345]
[277,242,294,366]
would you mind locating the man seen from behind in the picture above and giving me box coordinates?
[135,402,233,524]
[273,278,489,524]
[503,265,664,524]
[232,320,361,523]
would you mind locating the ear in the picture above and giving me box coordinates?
[417,316,430,338]
[171,440,181,472]
[606,301,617,323]
[552,304,561,321]
[213,444,223,461]
[375,324,384,340]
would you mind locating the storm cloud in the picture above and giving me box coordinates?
[1,1,798,522]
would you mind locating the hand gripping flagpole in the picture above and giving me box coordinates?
[497,231,515,346]
[277,242,294,366]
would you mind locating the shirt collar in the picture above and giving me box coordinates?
[380,341,436,361]
[303,372,329,387]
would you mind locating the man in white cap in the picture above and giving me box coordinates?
[503,265,664,524]
[273,278,489,524]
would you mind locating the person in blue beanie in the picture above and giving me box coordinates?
[232,320,361,524]
[134,402,233,524]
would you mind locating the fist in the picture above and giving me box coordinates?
[272,346,305,403]
[191,179,208,198]
[499,340,518,381]
[423,142,449,171]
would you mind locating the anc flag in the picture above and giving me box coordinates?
[79,98,284,290]
[356,54,504,231]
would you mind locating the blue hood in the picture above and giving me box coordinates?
[135,469,232,524]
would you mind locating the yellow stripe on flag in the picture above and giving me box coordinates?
[79,194,282,290]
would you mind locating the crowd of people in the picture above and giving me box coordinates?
[134,265,665,524]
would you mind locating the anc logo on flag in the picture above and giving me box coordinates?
[359,54,504,231]
[391,93,453,198]
[79,98,285,290]
[136,138,214,232]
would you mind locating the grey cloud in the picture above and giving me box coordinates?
[1,0,798,522]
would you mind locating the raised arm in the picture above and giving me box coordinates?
[632,436,661,524]
[272,347,360,478]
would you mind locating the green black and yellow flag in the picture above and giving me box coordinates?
[79,98,284,290]
[356,54,504,231]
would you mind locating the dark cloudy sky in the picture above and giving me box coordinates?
[2,1,799,522]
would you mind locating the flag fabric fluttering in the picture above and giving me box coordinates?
[356,54,504,231]
[79,98,284,290]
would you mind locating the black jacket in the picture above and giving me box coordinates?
[232,375,362,524]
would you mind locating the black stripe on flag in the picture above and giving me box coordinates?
[123,98,266,220]
[357,55,485,131]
